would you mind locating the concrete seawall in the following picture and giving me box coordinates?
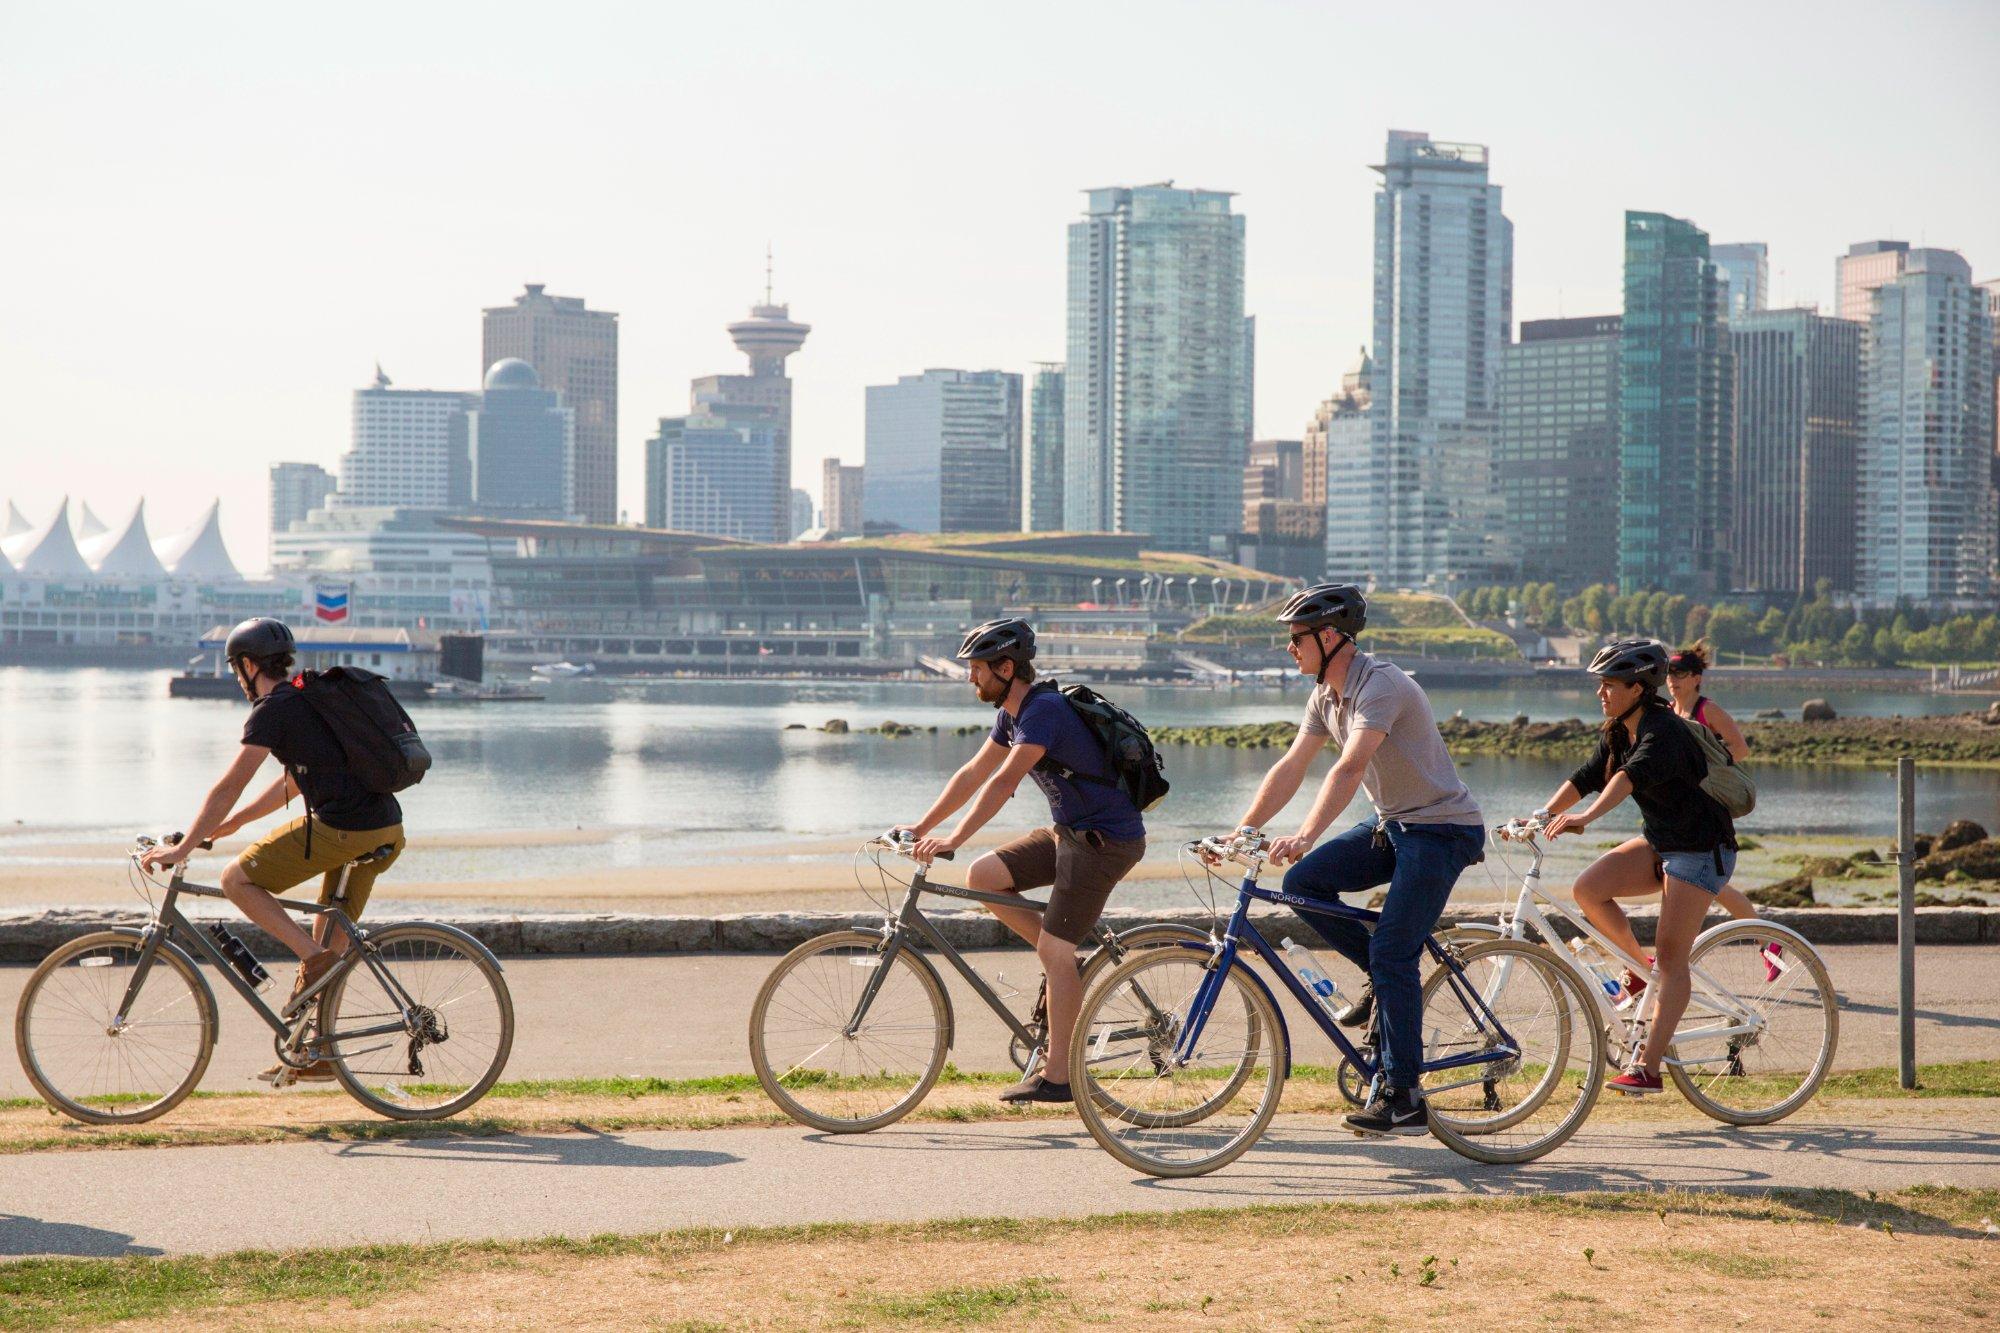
[2,904,1995,964]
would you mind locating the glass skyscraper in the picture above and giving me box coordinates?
[1023,363,1066,532]
[1063,185,1249,553]
[1496,317,1622,587]
[1711,242,1768,320]
[469,359,575,518]
[1364,130,1513,588]
[864,370,1023,533]
[644,414,780,541]
[1617,211,1733,595]
[1856,249,1996,606]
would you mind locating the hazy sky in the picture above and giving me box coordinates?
[3,0,1996,570]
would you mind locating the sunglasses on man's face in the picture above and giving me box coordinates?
[1289,631,1321,648]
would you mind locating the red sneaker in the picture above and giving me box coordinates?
[1609,1067,1664,1095]
[1619,956,1655,1001]
[1761,942,1786,982]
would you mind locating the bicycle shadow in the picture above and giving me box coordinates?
[802,1125,1088,1154]
[1835,995,2000,1030]
[0,1215,165,1258]
[333,1125,742,1170]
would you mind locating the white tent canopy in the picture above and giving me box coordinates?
[79,500,169,579]
[75,502,109,540]
[153,500,240,580]
[2,501,30,539]
[1,498,94,578]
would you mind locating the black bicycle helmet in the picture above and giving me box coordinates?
[955,617,1035,664]
[1276,583,1367,637]
[1586,638,1670,690]
[224,616,295,663]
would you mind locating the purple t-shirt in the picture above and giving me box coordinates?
[989,688,1145,840]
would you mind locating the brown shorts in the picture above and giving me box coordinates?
[992,825,1146,943]
[238,817,405,918]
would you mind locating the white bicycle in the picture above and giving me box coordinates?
[1463,818,1839,1125]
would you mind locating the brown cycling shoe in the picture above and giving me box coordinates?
[261,1059,337,1084]
[287,950,343,1011]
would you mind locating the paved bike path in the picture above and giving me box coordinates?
[6,1104,1997,1258]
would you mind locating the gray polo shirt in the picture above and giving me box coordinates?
[1300,652,1483,826]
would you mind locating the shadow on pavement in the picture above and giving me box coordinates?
[0,1215,165,1258]
[802,1126,1088,1154]
[333,1126,742,1169]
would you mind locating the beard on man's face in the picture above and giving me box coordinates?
[973,665,1012,705]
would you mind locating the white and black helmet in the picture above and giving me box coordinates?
[1587,638,1670,690]
[955,618,1036,665]
[1276,583,1367,637]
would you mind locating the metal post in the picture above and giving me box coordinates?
[1896,756,1917,1090]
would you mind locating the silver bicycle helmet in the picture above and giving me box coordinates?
[1586,638,1670,690]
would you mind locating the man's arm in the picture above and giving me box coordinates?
[138,746,271,871]
[1268,727,1387,864]
[1235,730,1329,831]
[897,739,1010,841]
[213,770,299,840]
[915,742,1045,859]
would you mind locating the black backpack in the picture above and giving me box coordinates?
[1030,681,1170,812]
[294,667,433,794]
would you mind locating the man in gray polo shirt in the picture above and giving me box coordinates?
[1231,583,1484,1136]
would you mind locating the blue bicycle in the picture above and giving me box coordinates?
[1067,832,1606,1177]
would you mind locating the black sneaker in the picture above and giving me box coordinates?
[1344,1086,1430,1137]
[998,1073,1074,1105]
[1335,982,1375,1030]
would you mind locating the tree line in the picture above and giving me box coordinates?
[1460,583,2000,667]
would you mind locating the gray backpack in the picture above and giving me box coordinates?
[1676,714,1756,818]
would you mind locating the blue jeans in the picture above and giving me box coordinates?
[1283,817,1486,1090]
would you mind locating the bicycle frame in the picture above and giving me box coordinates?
[1175,862,1525,1096]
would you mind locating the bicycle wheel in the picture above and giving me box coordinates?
[750,930,950,1133]
[1667,922,1838,1125]
[1070,948,1285,1178]
[321,924,514,1121]
[1419,939,1604,1165]
[15,930,217,1125]
[1006,923,1217,1072]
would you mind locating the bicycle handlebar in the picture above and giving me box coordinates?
[1185,830,1268,868]
[871,831,955,862]
[133,832,214,855]
[1494,817,1549,844]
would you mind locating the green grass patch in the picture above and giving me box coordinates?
[1656,1246,1795,1280]
[855,1275,1063,1324]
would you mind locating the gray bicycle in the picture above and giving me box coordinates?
[15,832,515,1124]
[749,833,1208,1132]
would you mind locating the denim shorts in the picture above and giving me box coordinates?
[1658,845,1737,895]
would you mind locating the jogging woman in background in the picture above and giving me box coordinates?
[1667,640,1776,977]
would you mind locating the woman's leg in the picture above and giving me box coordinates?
[1637,878,1718,1073]
[1569,837,1659,966]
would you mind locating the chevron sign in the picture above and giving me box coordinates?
[313,585,351,624]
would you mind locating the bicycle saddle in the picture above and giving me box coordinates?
[350,843,397,867]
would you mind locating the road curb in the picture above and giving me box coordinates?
[0,903,1994,962]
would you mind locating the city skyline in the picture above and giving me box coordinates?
[2,2,1996,568]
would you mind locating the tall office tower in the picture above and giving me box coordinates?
[1243,439,1304,511]
[1617,211,1734,595]
[1365,130,1513,588]
[269,462,335,546]
[789,489,814,540]
[1318,349,1377,577]
[1835,241,1912,322]
[864,369,1023,533]
[690,272,811,544]
[1728,311,1863,595]
[821,458,865,533]
[334,366,475,510]
[1063,184,1249,552]
[1856,250,1997,605]
[1023,363,1066,531]
[482,285,619,523]
[643,414,781,541]
[469,359,575,517]
[1495,317,1622,588]
[1711,242,1769,319]
[1982,279,2000,459]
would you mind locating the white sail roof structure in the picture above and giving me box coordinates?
[153,500,241,580]
[75,502,109,540]
[3,501,29,539]
[2,498,94,578]
[80,500,169,579]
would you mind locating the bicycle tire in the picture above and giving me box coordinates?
[322,923,515,1121]
[1007,923,1214,1072]
[16,929,218,1125]
[1419,939,1605,1165]
[1667,921,1838,1125]
[750,929,951,1134]
[1068,947,1287,1179]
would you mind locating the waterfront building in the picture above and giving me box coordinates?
[1024,363,1066,532]
[1496,316,1622,588]
[864,369,1023,533]
[272,506,491,630]
[270,462,336,554]
[1318,349,1378,579]
[1836,241,1912,323]
[1711,243,1768,320]
[790,488,813,540]
[1727,310,1863,595]
[468,359,575,517]
[1064,184,1249,552]
[1364,130,1514,588]
[821,459,864,534]
[689,276,811,546]
[1618,211,1733,595]
[334,366,475,511]
[481,285,619,523]
[1856,249,1997,606]
[1983,279,2000,459]
[154,501,243,581]
[1243,439,1304,512]
[644,414,782,541]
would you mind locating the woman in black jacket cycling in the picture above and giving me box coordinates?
[1521,639,1737,1095]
